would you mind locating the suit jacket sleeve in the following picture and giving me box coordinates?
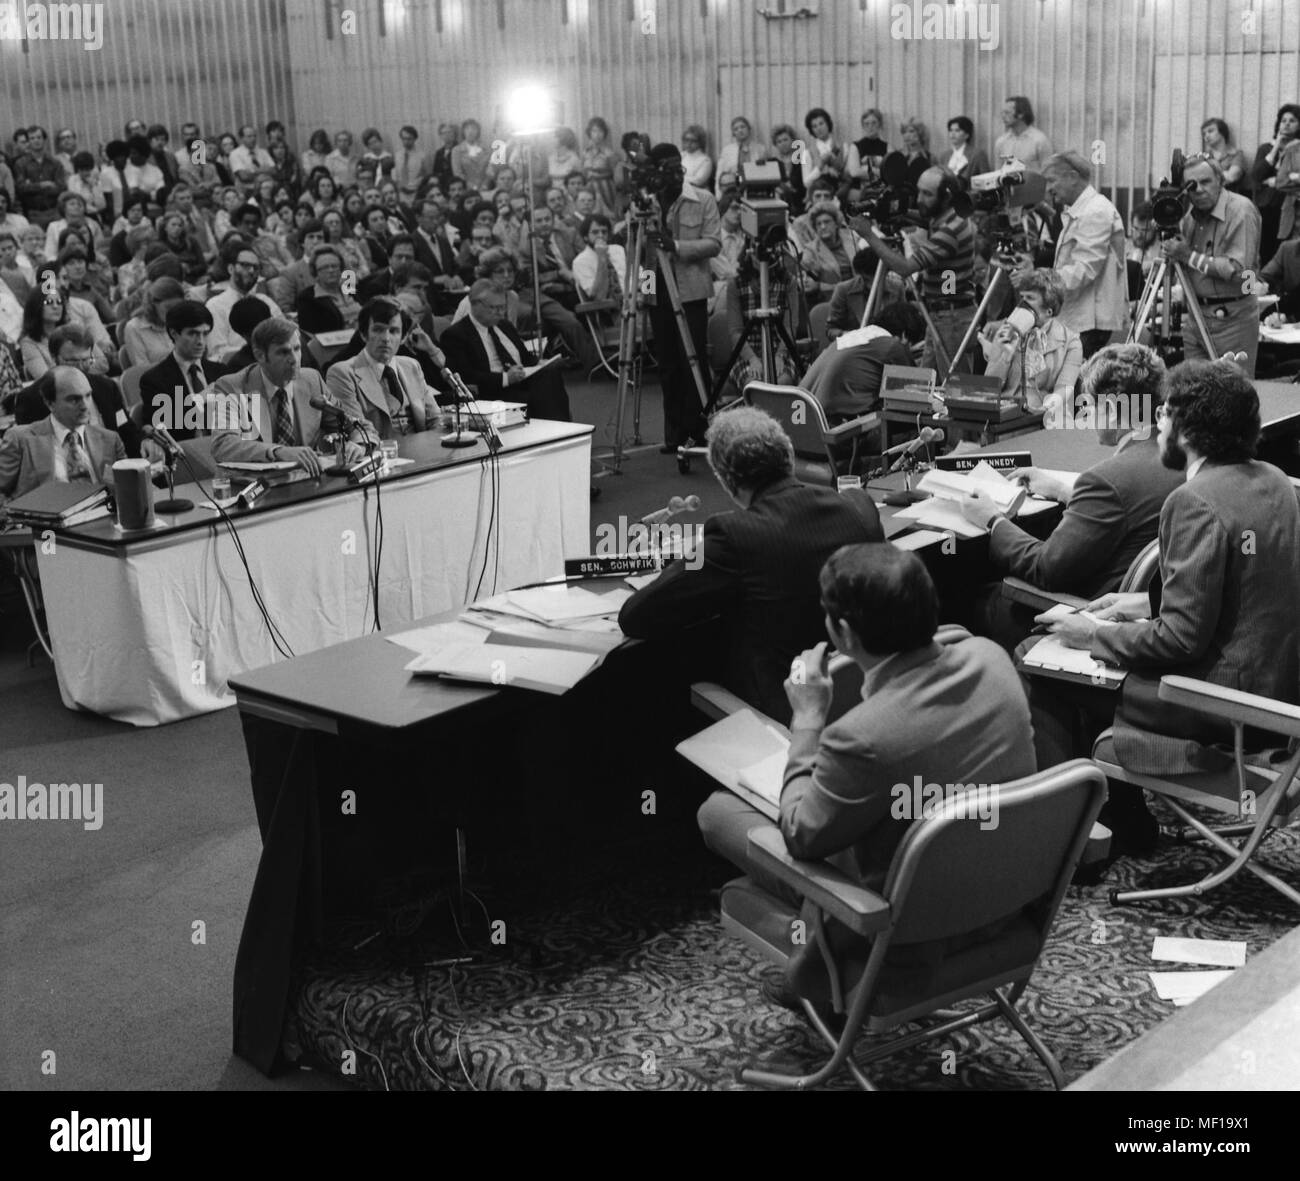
[0,427,23,501]
[779,721,889,862]
[441,323,507,398]
[988,465,1125,592]
[617,515,740,638]
[1091,491,1226,669]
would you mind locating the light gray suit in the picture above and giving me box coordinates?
[324,351,438,441]
[0,418,126,506]
[207,365,369,465]
[1091,459,1300,774]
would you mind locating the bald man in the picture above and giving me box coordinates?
[0,365,126,506]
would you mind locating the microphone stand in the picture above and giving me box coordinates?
[440,366,481,448]
[154,438,194,514]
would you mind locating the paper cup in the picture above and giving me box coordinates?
[113,458,156,530]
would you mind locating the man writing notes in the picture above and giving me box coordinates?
[209,317,372,476]
[1161,156,1261,376]
[619,406,883,725]
[1027,361,1300,853]
[696,545,1035,1009]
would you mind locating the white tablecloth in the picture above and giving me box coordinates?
[38,430,591,725]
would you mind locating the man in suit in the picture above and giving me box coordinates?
[208,317,372,475]
[14,325,141,457]
[960,344,1185,643]
[1035,152,1129,359]
[412,198,465,315]
[697,544,1035,1007]
[1030,360,1300,850]
[0,365,127,506]
[619,406,884,725]
[520,205,581,308]
[325,296,443,440]
[440,279,572,422]
[139,300,227,444]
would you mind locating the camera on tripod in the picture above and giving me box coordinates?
[739,194,789,260]
[1151,149,1193,233]
[844,153,913,232]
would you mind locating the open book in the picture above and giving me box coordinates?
[916,460,1028,515]
[676,709,791,821]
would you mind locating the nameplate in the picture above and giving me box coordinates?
[347,454,385,484]
[566,554,662,578]
[237,478,267,508]
[935,451,1031,473]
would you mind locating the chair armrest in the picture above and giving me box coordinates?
[575,299,620,316]
[823,411,881,442]
[1001,577,1089,614]
[746,827,891,937]
[690,682,791,741]
[1158,676,1300,740]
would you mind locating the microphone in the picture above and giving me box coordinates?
[883,426,944,460]
[640,494,701,526]
[140,424,184,457]
[309,392,369,433]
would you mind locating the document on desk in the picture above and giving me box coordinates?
[1019,633,1126,687]
[218,460,299,473]
[891,529,951,551]
[893,497,986,538]
[676,709,790,822]
[487,585,630,623]
[387,620,488,655]
[917,461,1028,515]
[405,642,600,694]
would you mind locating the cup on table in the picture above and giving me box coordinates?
[211,474,232,500]
[380,440,399,469]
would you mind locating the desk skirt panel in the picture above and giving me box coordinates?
[38,434,591,725]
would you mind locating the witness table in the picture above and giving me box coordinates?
[35,421,593,726]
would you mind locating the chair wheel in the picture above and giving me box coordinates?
[677,454,691,474]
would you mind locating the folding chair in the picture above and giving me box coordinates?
[725,758,1106,1090]
[574,298,623,380]
[808,301,832,357]
[1001,538,1161,616]
[743,380,882,486]
[1093,677,1300,908]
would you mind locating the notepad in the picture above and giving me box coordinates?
[405,642,599,694]
[1019,633,1126,687]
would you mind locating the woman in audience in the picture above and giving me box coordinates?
[799,107,846,191]
[937,116,990,187]
[895,119,932,190]
[1200,117,1248,194]
[57,245,116,327]
[979,269,1081,416]
[715,116,766,197]
[321,208,369,277]
[296,243,361,333]
[19,288,70,378]
[450,247,523,324]
[846,108,889,193]
[359,128,395,181]
[583,117,619,216]
[0,188,30,237]
[310,172,343,218]
[301,129,332,178]
[214,133,238,185]
[266,143,302,199]
[451,118,490,191]
[155,211,205,282]
[680,124,714,190]
[1252,103,1300,267]
[211,186,243,242]
[801,206,860,304]
[122,275,186,367]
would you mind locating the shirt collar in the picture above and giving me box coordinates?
[50,417,83,447]
[1065,185,1097,218]
[1186,455,1208,481]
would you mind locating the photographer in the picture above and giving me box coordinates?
[851,166,976,372]
[641,143,721,452]
[1162,155,1261,376]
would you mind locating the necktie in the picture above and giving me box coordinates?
[188,363,206,391]
[272,386,295,446]
[382,366,409,432]
[64,430,91,481]
[487,326,514,372]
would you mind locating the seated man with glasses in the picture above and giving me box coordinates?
[12,324,141,456]
[439,279,572,422]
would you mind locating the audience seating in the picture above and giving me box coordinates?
[1001,537,1162,616]
[574,298,623,381]
[807,301,831,357]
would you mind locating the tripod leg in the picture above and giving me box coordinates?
[657,263,710,414]
[860,258,887,328]
[1128,260,1164,344]
[1174,261,1223,363]
[941,266,1009,383]
[903,276,952,377]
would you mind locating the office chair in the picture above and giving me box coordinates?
[742,381,882,486]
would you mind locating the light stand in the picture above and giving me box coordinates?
[505,83,559,358]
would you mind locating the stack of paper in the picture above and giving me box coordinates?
[404,642,600,695]
[917,461,1028,515]
[1020,633,1126,685]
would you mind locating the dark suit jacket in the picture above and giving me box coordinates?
[988,434,1185,597]
[139,353,228,441]
[1093,459,1300,774]
[618,476,884,723]
[15,371,142,457]
[438,314,536,399]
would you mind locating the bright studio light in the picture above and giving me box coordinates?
[505,83,559,136]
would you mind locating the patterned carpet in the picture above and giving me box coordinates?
[284,797,1300,1091]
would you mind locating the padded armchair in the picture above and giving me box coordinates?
[730,759,1106,1090]
[1002,537,1161,617]
[1094,676,1300,909]
[743,381,881,486]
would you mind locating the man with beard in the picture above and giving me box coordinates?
[1025,360,1300,854]
[206,243,280,364]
